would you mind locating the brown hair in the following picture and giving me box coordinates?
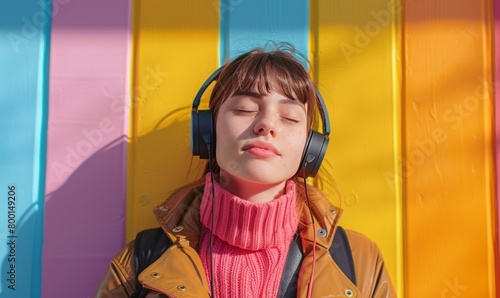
[186,45,340,206]
[209,44,318,129]
[204,44,319,175]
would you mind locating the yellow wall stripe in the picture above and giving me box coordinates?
[313,0,404,296]
[127,0,219,241]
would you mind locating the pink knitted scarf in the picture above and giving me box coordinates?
[199,173,299,298]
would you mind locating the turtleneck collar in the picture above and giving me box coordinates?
[199,173,298,251]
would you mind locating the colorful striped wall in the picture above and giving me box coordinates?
[0,0,497,297]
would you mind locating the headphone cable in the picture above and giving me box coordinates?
[206,142,217,298]
[303,178,317,298]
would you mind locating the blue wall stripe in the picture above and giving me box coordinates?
[220,0,310,64]
[0,0,51,297]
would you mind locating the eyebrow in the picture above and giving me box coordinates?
[233,91,306,112]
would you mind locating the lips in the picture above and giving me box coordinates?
[242,141,281,158]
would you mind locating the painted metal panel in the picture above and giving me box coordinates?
[404,0,496,296]
[220,0,309,63]
[314,0,403,296]
[127,0,219,240]
[43,0,131,296]
[0,0,51,296]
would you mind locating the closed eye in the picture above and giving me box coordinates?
[234,109,257,114]
[282,116,300,123]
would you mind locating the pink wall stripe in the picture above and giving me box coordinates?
[43,0,131,296]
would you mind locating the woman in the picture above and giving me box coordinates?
[96,44,396,298]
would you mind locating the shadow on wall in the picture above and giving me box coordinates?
[42,137,128,297]
[124,106,208,236]
[0,110,201,298]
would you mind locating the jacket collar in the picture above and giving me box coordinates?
[153,180,205,249]
[146,180,357,298]
[153,179,342,250]
[295,183,342,251]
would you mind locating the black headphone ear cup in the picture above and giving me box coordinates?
[298,130,329,178]
[190,109,214,159]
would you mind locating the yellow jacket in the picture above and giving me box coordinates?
[96,181,396,298]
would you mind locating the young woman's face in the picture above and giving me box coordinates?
[215,89,309,187]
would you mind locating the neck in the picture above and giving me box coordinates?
[218,173,287,203]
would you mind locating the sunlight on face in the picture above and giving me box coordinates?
[215,90,308,190]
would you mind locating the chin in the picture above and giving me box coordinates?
[240,172,292,186]
[219,165,297,186]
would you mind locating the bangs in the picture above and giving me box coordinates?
[233,53,314,105]
[209,48,318,128]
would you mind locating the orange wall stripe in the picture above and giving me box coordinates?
[403,0,496,296]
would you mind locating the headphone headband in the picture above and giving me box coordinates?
[192,67,223,113]
[192,67,331,136]
[191,67,331,178]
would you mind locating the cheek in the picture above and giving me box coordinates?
[216,113,254,142]
[215,123,229,171]
[216,117,237,143]
[287,131,309,160]
[215,115,245,158]
[215,121,229,154]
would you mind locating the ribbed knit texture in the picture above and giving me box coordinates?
[199,173,298,298]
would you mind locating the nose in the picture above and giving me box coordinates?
[253,113,276,136]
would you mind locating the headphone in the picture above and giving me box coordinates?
[191,67,330,178]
